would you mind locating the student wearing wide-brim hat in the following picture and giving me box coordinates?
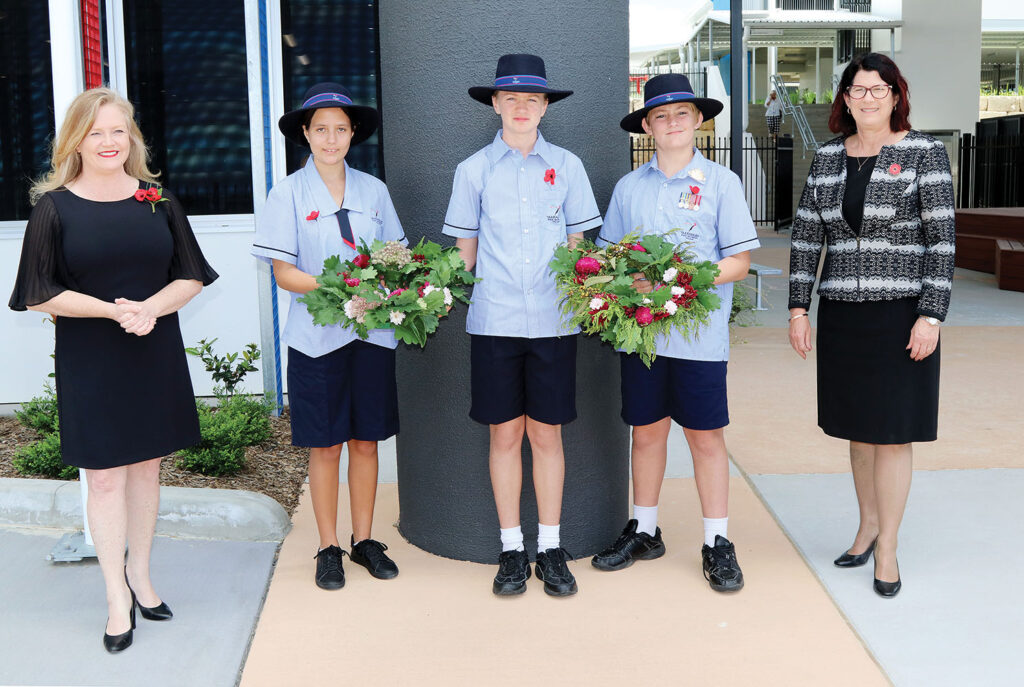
[443,53,602,597]
[251,82,405,590]
[591,73,760,593]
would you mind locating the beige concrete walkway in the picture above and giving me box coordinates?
[241,481,887,687]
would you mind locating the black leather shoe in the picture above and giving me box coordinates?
[103,590,136,653]
[701,535,744,592]
[592,519,666,571]
[125,567,173,620]
[535,547,578,597]
[493,549,531,596]
[873,559,902,598]
[350,537,399,579]
[314,545,348,590]
[834,539,876,568]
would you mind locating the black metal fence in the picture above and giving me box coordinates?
[628,134,794,229]
[958,133,1024,209]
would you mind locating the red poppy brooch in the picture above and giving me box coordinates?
[134,186,169,213]
[544,168,556,185]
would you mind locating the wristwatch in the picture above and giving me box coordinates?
[922,316,940,326]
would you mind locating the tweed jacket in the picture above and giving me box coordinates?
[788,130,956,320]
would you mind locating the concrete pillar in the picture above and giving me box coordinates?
[816,46,821,103]
[378,0,629,563]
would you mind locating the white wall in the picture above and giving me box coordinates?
[1,226,266,404]
[877,0,981,135]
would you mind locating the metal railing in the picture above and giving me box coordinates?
[959,131,1024,209]
[628,134,794,229]
[770,74,819,155]
[629,70,707,99]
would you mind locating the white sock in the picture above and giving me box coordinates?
[537,523,560,552]
[703,517,728,547]
[500,526,524,552]
[633,505,658,536]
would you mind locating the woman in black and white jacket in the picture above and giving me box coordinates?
[787,52,955,598]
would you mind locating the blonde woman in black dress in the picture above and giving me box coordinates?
[9,88,217,651]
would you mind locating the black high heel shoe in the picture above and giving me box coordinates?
[834,538,877,568]
[103,589,136,653]
[125,567,173,620]
[873,557,902,598]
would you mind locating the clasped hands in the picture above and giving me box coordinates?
[113,298,157,336]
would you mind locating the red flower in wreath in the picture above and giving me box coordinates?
[630,243,647,253]
[352,254,370,268]
[344,277,361,287]
[544,168,556,185]
[634,306,654,326]
[574,257,601,275]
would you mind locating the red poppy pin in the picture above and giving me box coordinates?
[134,186,169,213]
[888,163,902,176]
[689,185,701,195]
[306,210,320,221]
[544,168,556,185]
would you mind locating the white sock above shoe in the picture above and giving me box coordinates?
[703,517,728,547]
[500,526,525,552]
[537,523,560,553]
[633,505,658,536]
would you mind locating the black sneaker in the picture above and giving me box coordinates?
[701,535,744,592]
[591,519,666,571]
[493,549,531,596]
[314,545,347,590]
[535,547,578,597]
[350,537,399,579]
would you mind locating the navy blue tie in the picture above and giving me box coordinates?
[335,209,356,250]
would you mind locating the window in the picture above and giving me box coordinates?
[122,0,254,214]
[280,0,383,178]
[0,2,55,221]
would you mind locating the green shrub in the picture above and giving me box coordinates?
[788,91,800,105]
[185,338,261,396]
[730,283,758,327]
[13,430,76,480]
[16,385,58,434]
[823,89,834,104]
[802,90,816,105]
[175,394,273,476]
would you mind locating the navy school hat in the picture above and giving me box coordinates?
[620,73,723,133]
[468,53,573,105]
[278,82,379,147]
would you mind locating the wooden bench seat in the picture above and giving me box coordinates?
[996,239,1024,292]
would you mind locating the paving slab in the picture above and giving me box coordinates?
[240,482,886,687]
[751,469,1024,687]
[0,526,277,687]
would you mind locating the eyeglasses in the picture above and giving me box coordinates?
[846,84,893,99]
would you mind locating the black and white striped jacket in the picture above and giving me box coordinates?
[787,130,956,320]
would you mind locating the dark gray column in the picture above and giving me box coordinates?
[379,0,630,563]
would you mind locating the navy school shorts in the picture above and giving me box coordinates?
[469,334,577,426]
[287,342,399,447]
[619,353,729,430]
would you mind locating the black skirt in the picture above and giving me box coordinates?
[816,297,940,444]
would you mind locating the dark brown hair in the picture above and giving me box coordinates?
[828,52,911,135]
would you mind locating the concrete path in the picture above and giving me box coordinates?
[0,526,276,687]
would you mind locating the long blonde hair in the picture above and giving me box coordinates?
[30,87,159,205]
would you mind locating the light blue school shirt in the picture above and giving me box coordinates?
[442,130,603,338]
[599,149,759,362]
[251,157,406,357]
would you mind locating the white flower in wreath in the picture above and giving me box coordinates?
[642,297,652,304]
[443,287,453,306]
[417,297,427,309]
[422,283,438,296]
[589,297,605,310]
[662,267,678,282]
[389,310,406,325]
[671,285,685,297]
[664,300,678,315]
[343,300,356,319]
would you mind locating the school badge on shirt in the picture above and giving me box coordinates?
[679,184,702,211]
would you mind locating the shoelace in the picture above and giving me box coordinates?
[314,546,348,574]
[355,539,390,567]
[705,545,737,576]
[542,547,575,578]
[497,551,525,578]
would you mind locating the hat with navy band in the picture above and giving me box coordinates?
[278,82,379,147]
[468,53,573,105]
[620,73,723,133]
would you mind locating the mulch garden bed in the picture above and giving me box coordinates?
[0,411,309,516]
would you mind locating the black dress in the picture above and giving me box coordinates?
[8,186,218,469]
[815,157,940,444]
